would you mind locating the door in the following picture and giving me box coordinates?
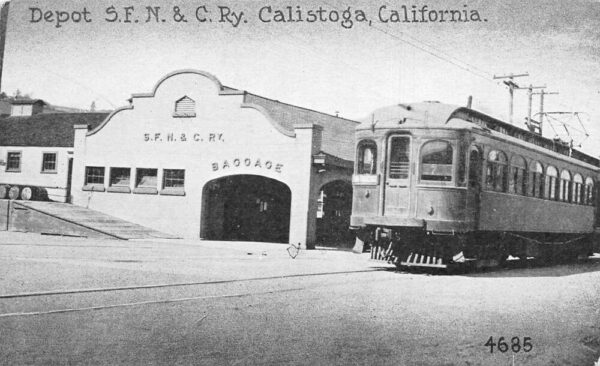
[465,147,482,228]
[384,135,411,216]
[66,158,73,203]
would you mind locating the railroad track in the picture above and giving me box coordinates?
[0,269,386,318]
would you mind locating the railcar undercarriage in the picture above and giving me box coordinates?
[356,227,599,272]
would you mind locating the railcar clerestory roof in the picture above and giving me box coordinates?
[359,101,600,168]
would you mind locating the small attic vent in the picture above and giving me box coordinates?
[174,96,196,117]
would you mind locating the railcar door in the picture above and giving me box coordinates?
[465,147,482,228]
[384,135,411,216]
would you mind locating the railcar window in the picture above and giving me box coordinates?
[573,174,583,204]
[509,155,527,195]
[420,140,453,182]
[559,170,572,202]
[585,177,594,205]
[486,150,508,192]
[388,136,410,179]
[546,166,558,200]
[357,140,377,175]
[531,161,544,198]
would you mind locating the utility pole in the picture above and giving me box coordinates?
[532,89,558,135]
[516,84,546,128]
[493,73,528,124]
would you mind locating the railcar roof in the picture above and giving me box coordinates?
[359,101,600,168]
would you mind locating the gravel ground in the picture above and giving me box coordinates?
[0,232,599,365]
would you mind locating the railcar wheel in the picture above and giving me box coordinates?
[0,185,8,199]
[7,186,20,200]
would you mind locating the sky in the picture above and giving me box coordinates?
[3,0,600,155]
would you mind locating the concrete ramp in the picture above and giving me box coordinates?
[1,200,178,240]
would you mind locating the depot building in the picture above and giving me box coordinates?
[71,70,358,247]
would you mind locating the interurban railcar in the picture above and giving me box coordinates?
[350,102,600,269]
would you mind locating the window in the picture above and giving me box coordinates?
[85,166,105,185]
[585,177,595,206]
[83,166,106,192]
[173,96,196,117]
[357,140,377,175]
[163,169,185,188]
[388,136,410,179]
[420,140,453,182]
[559,170,571,202]
[110,168,131,186]
[509,155,527,195]
[530,161,544,198]
[486,150,508,192]
[41,153,57,172]
[136,168,157,188]
[6,151,21,172]
[107,167,131,193]
[573,174,583,204]
[545,166,558,200]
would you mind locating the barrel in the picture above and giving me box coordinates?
[0,184,8,199]
[20,186,48,201]
[7,185,20,200]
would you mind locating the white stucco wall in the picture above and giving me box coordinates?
[72,70,316,245]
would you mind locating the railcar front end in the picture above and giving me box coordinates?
[351,120,477,268]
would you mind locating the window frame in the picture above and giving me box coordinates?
[545,166,558,200]
[559,169,572,202]
[509,155,527,196]
[419,139,455,184]
[387,135,411,181]
[161,169,186,196]
[573,174,584,205]
[530,161,544,199]
[83,166,106,192]
[585,177,595,206]
[134,168,159,194]
[486,150,508,192]
[356,140,378,175]
[40,152,58,174]
[5,151,22,172]
[108,167,132,193]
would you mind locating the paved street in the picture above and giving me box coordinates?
[1,232,599,365]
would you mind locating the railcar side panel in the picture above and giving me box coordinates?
[415,188,466,221]
[478,191,595,233]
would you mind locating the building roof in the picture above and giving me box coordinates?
[10,98,46,106]
[0,113,109,147]
[244,93,359,161]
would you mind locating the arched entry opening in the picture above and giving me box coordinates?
[201,175,291,243]
[315,180,353,247]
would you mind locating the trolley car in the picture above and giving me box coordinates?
[350,102,600,269]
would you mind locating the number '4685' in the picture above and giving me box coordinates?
[484,336,533,353]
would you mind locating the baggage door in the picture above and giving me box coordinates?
[384,135,411,216]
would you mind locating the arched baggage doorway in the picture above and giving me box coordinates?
[201,175,291,243]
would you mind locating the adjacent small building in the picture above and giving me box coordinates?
[70,70,358,247]
[0,99,108,202]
